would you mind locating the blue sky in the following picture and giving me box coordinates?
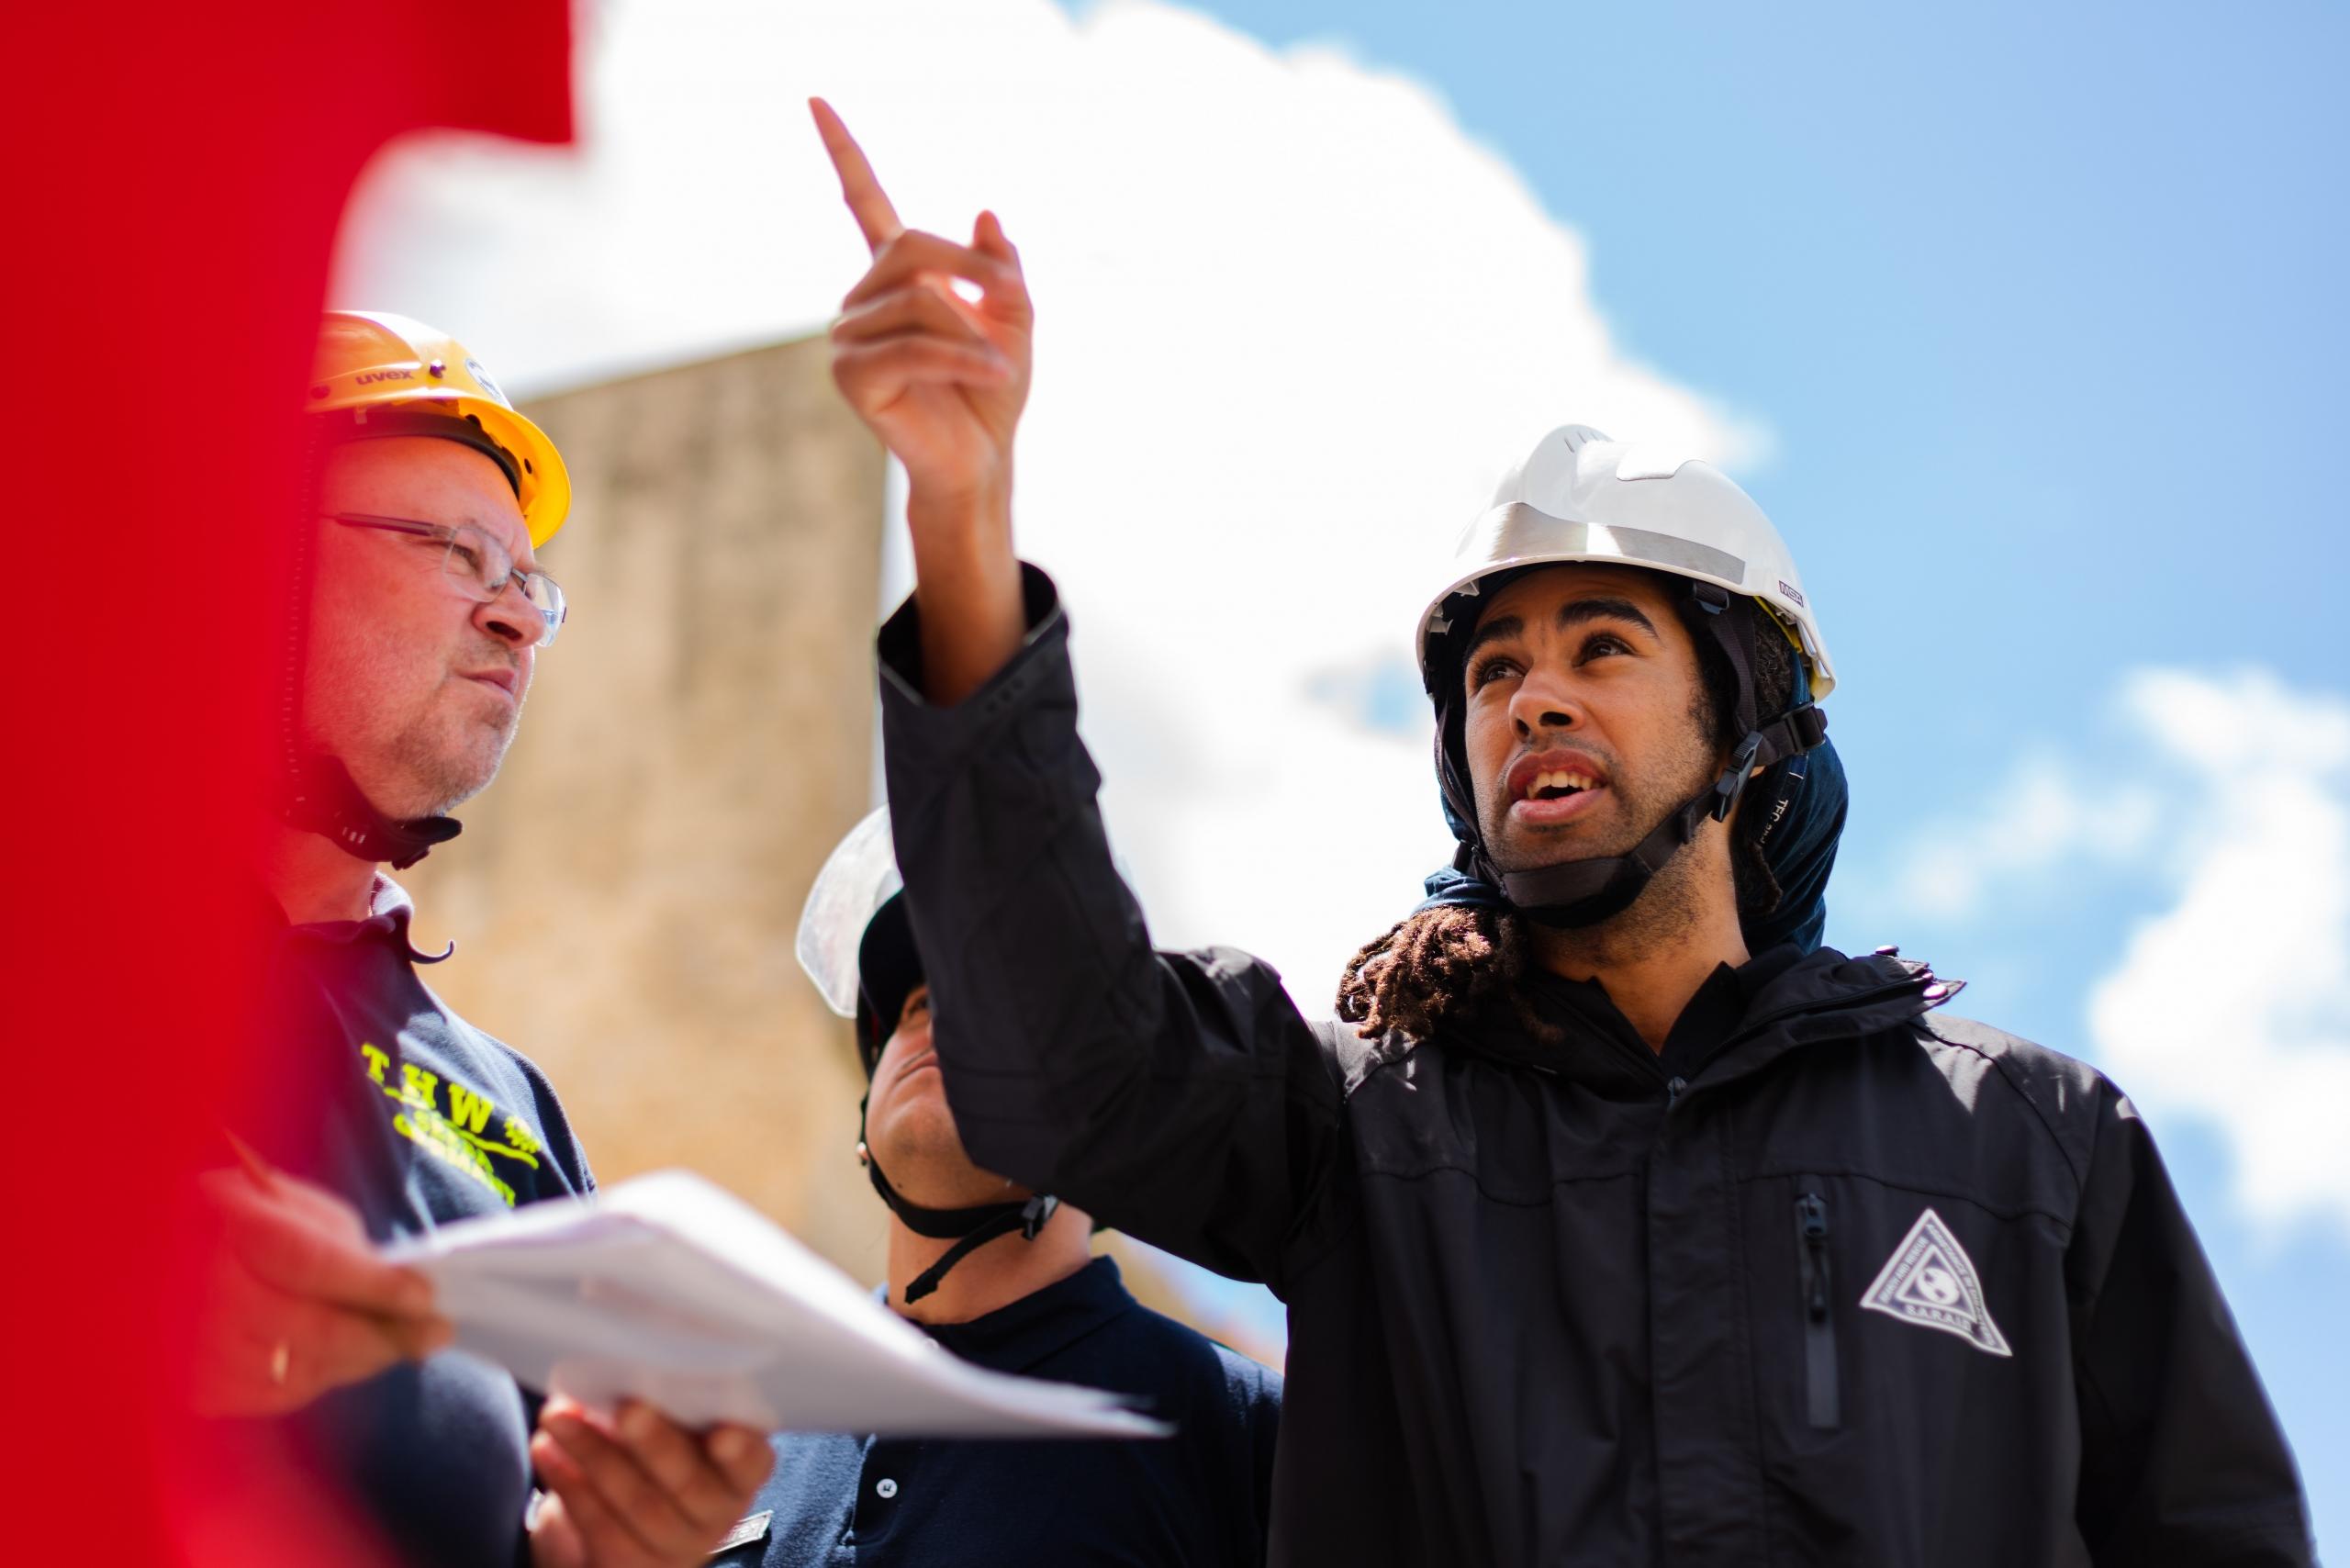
[1147,0,2349,1539]
[349,0,2345,1544]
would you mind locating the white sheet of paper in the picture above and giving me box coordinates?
[382,1170,1169,1439]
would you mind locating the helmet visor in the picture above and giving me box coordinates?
[796,807,904,1019]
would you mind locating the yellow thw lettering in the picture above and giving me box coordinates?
[358,1043,390,1085]
[399,1063,440,1112]
[503,1114,542,1160]
[448,1083,497,1136]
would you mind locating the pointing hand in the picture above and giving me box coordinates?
[812,97,1033,513]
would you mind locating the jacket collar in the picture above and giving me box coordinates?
[1457,946,1949,1093]
[269,874,455,965]
[1697,947,1951,1090]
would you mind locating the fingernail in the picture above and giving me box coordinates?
[622,1403,656,1441]
[712,1429,751,1463]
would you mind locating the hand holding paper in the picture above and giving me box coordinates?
[528,1394,772,1568]
[385,1170,1169,1439]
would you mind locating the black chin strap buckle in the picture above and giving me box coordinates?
[901,1195,1061,1305]
[279,754,463,870]
[868,1152,1065,1305]
[1711,730,1765,822]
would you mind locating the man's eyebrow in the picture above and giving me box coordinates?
[1462,614,1524,665]
[1556,597,1658,639]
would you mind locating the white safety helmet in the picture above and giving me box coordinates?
[1418,424,1833,700]
[796,806,904,1025]
[798,806,932,1079]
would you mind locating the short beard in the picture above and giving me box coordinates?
[378,689,521,818]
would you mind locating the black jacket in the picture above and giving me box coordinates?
[876,570,2313,1568]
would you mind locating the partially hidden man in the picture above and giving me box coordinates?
[713,810,1279,1566]
[809,102,2315,1567]
[192,312,770,1568]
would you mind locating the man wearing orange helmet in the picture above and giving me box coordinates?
[191,313,770,1568]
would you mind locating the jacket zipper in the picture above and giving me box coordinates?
[1795,1181,1841,1429]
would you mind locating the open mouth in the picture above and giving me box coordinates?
[1505,755,1610,824]
[1523,767,1596,803]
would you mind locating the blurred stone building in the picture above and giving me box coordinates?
[405,336,1269,1360]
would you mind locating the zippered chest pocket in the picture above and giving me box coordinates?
[1794,1175,1841,1429]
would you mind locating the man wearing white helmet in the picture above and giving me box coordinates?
[713,810,1279,1566]
[188,312,770,1568]
[813,105,2311,1568]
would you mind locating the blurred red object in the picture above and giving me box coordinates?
[0,5,571,1562]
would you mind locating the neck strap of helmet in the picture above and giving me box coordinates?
[1483,700,1824,927]
[865,1151,1060,1305]
[278,753,464,872]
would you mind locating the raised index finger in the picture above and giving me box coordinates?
[810,97,902,254]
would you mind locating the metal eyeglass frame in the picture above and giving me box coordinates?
[324,512,567,648]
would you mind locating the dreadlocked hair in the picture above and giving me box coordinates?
[1336,583,1803,1045]
[1336,902,1563,1047]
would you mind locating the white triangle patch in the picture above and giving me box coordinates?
[1858,1207,2011,1358]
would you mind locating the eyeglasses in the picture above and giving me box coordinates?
[325,512,568,648]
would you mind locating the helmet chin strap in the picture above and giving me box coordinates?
[864,1150,1060,1305]
[278,752,462,873]
[857,1082,1060,1306]
[1480,708,1821,930]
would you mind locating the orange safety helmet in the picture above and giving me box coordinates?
[306,310,571,547]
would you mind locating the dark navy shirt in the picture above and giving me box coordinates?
[245,878,593,1568]
[728,1257,1281,1567]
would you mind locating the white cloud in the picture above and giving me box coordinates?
[1876,756,2160,923]
[336,0,1758,1010]
[2087,669,2350,1243]
[1874,668,2350,1241]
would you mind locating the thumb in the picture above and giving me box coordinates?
[527,1493,587,1568]
[972,208,1016,263]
